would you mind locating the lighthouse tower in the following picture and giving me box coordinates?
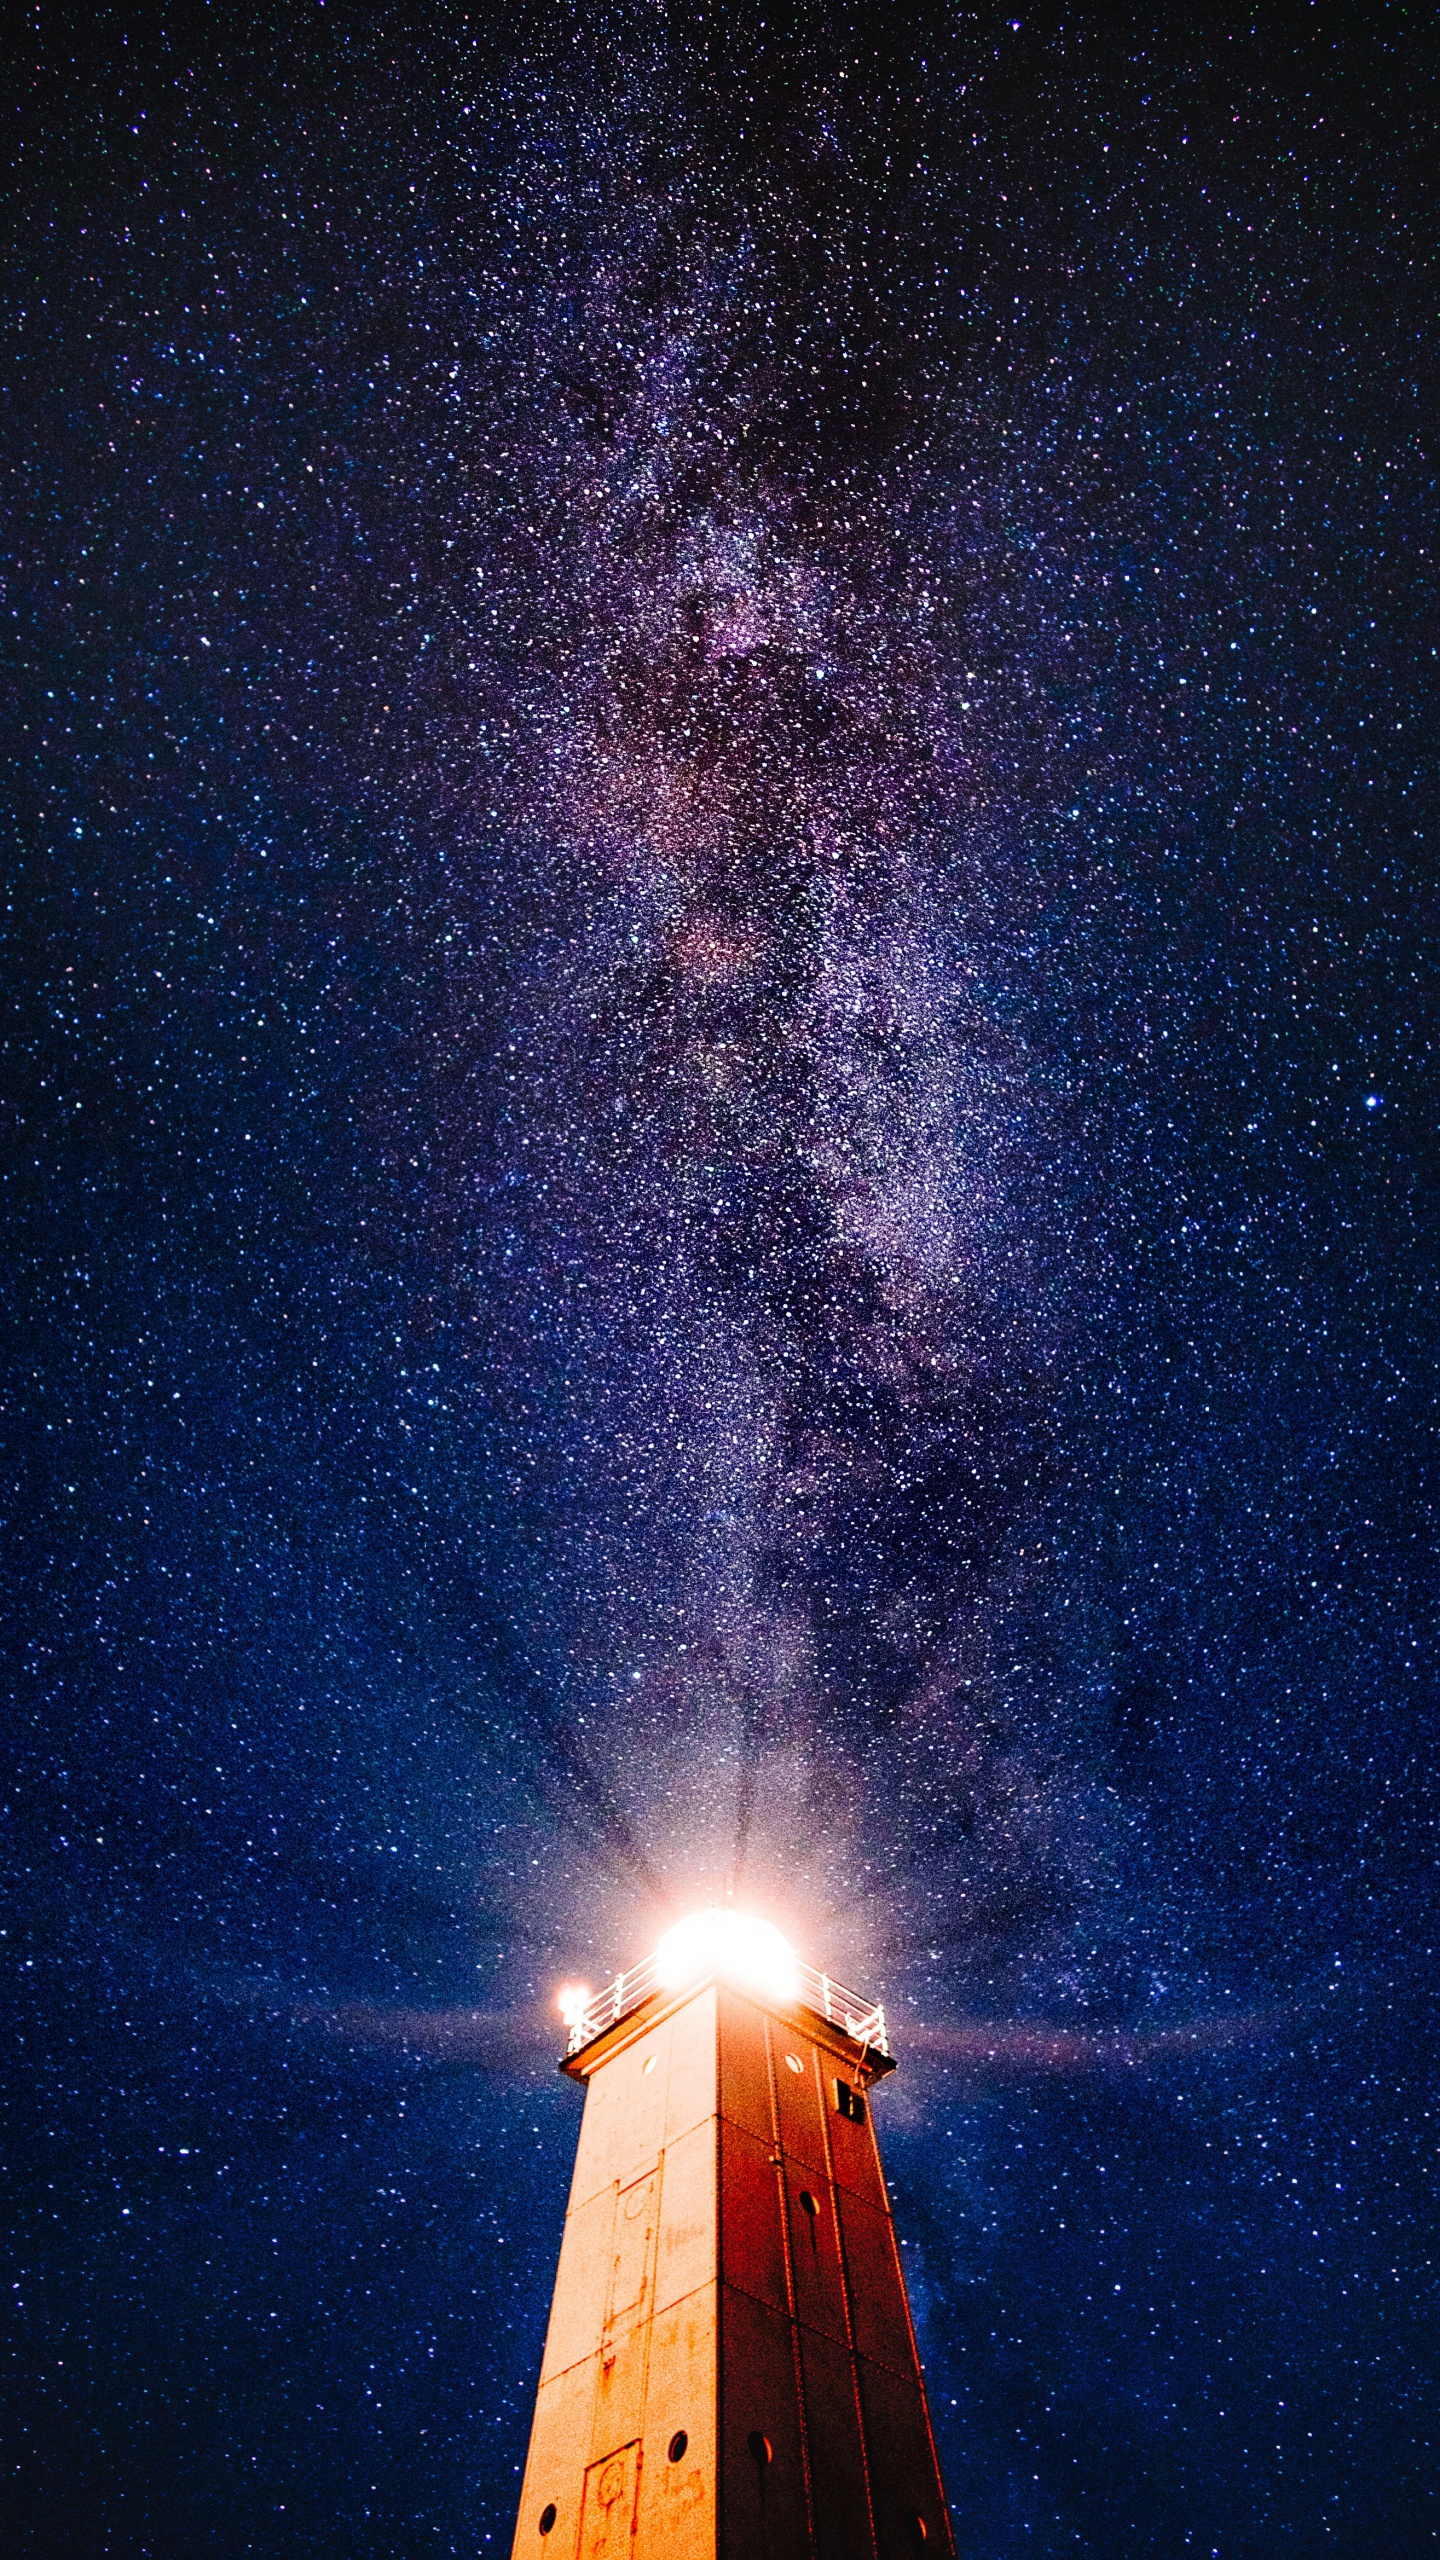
[511,1910,953,2559]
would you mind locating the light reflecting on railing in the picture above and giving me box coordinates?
[562,1949,889,2060]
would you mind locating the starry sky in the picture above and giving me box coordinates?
[4,3,1438,2552]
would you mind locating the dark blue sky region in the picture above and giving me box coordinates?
[4,4,1437,2553]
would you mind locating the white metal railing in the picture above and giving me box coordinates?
[562,1952,889,2061]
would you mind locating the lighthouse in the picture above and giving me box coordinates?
[511,1909,953,2558]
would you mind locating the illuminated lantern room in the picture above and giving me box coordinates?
[510,1910,953,2558]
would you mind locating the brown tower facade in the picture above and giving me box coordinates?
[511,1934,953,2558]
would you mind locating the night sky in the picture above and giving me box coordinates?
[5,4,1438,2552]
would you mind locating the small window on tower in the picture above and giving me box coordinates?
[834,2079,866,2124]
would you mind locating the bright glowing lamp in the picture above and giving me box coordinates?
[655,1907,799,2005]
[556,1982,592,2031]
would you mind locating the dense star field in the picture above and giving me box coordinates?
[4,4,1437,2552]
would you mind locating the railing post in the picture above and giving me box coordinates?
[821,1973,832,2023]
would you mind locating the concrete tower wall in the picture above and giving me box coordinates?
[519,1986,720,2560]
[512,1978,952,2559]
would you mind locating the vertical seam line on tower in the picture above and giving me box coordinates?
[817,2038,880,2560]
[765,2013,817,2557]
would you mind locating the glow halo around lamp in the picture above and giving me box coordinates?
[655,1907,800,2004]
